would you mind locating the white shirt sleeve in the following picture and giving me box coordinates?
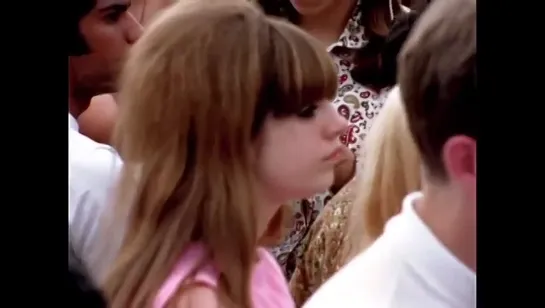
[69,130,124,285]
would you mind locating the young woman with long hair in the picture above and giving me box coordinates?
[102,1,347,307]
[255,0,411,276]
[289,87,421,306]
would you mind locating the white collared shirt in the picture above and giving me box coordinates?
[69,113,79,131]
[304,192,476,308]
[69,113,124,285]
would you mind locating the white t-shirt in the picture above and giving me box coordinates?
[304,192,476,308]
[69,113,124,285]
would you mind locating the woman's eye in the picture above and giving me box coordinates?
[297,105,318,119]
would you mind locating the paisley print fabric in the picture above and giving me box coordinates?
[271,4,392,278]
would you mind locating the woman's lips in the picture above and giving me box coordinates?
[323,146,345,162]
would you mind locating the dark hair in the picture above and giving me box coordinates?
[68,241,106,308]
[68,0,96,56]
[380,4,425,86]
[397,0,476,180]
[67,267,107,308]
[257,0,404,89]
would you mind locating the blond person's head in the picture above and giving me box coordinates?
[344,86,421,263]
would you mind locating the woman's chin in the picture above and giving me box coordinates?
[301,172,336,198]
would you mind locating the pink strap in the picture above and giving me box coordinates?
[153,245,217,308]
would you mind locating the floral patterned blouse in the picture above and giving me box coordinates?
[271,4,391,277]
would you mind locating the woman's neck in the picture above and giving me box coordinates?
[256,200,283,241]
[299,0,358,47]
[368,6,391,37]
[254,185,289,246]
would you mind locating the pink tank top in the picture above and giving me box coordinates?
[153,243,295,308]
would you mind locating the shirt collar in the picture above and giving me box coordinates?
[69,113,79,131]
[397,191,477,306]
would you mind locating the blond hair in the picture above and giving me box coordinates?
[103,1,337,308]
[343,87,421,262]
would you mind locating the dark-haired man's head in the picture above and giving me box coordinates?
[69,0,142,117]
[397,0,476,268]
